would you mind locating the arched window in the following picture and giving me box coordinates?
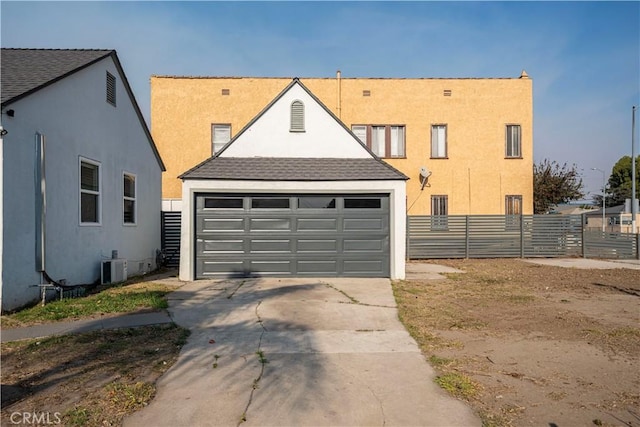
[290,100,305,132]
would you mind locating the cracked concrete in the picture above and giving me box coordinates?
[124,277,480,426]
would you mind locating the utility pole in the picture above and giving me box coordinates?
[592,168,606,233]
[632,106,637,234]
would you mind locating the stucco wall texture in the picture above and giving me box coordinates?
[151,74,533,215]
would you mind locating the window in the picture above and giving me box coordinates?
[80,158,101,224]
[431,124,447,158]
[122,173,136,224]
[205,197,243,209]
[298,197,336,209]
[506,125,521,158]
[351,125,405,158]
[431,195,448,229]
[505,195,522,215]
[106,71,116,106]
[252,198,290,209]
[344,198,381,209]
[290,100,305,132]
[212,124,231,155]
[352,125,367,145]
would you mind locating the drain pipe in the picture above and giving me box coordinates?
[336,70,342,119]
[35,132,49,304]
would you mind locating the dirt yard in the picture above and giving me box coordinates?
[1,324,189,426]
[394,259,640,427]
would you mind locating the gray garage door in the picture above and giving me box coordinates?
[195,194,390,278]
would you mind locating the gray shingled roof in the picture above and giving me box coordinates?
[180,157,408,181]
[1,48,112,105]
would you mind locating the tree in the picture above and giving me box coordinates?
[593,156,640,208]
[533,159,584,214]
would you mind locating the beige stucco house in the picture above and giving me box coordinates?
[152,71,533,217]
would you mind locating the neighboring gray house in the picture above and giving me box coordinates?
[0,49,165,312]
[179,79,408,281]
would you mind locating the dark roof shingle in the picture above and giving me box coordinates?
[180,157,408,181]
[1,48,113,105]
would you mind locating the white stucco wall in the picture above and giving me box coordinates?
[220,83,371,159]
[179,179,406,282]
[1,57,162,312]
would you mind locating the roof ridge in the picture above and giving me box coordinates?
[1,48,114,52]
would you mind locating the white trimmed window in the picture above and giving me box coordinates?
[79,158,101,225]
[506,124,521,158]
[212,124,231,155]
[505,195,522,215]
[351,124,405,158]
[431,124,447,158]
[290,100,305,132]
[123,172,136,225]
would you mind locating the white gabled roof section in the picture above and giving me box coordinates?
[219,79,372,159]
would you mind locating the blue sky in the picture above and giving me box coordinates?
[2,1,639,200]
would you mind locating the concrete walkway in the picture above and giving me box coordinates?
[1,311,172,343]
[523,257,640,270]
[124,277,480,427]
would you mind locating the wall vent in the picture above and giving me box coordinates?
[443,89,452,97]
[221,88,230,95]
[363,90,371,97]
[106,72,116,106]
[101,259,128,284]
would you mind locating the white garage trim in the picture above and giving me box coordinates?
[180,179,406,281]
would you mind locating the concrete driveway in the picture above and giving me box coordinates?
[125,277,480,426]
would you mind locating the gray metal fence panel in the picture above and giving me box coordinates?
[407,214,627,260]
[584,231,638,259]
[161,211,182,268]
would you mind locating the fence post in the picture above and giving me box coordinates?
[465,215,470,259]
[582,214,587,259]
[520,215,525,258]
[406,215,411,261]
[636,232,639,260]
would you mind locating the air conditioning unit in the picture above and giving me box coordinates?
[101,259,128,284]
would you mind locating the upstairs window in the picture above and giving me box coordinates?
[123,172,136,224]
[351,124,405,158]
[431,124,447,158]
[506,124,521,158]
[290,100,305,132]
[80,158,101,225]
[212,124,231,155]
[106,71,116,106]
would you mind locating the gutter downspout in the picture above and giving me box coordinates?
[336,70,342,120]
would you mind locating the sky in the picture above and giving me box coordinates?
[1,1,639,201]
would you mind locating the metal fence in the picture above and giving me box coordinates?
[407,215,638,260]
[161,211,181,268]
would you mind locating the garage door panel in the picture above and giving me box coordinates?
[343,260,385,274]
[297,260,338,274]
[343,239,384,252]
[343,218,385,231]
[201,218,245,232]
[250,218,291,231]
[297,218,338,231]
[199,260,246,276]
[297,239,338,252]
[199,239,244,254]
[250,239,292,253]
[249,260,291,274]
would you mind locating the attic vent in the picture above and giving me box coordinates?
[443,89,452,97]
[290,100,305,132]
[106,72,116,106]
[363,90,371,97]
[221,88,230,95]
